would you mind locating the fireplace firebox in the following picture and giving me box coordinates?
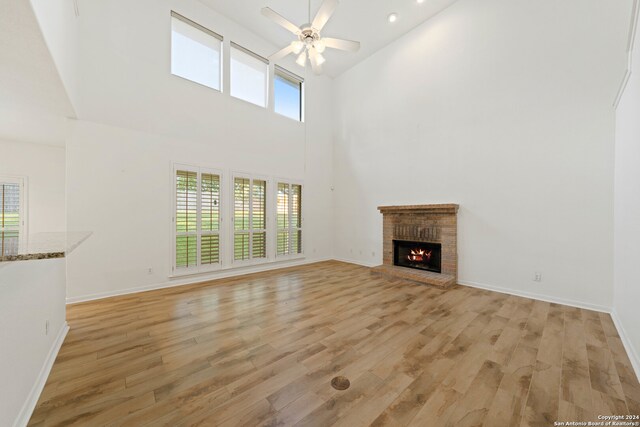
[393,240,442,273]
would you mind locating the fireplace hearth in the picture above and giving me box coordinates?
[372,204,459,288]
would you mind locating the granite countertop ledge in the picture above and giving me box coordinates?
[0,232,92,262]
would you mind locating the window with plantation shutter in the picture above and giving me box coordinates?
[0,178,24,257]
[276,181,302,257]
[174,166,222,272]
[233,175,267,262]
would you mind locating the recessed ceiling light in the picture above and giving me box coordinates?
[417,0,425,3]
[388,13,398,23]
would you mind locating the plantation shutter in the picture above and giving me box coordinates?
[277,182,302,256]
[233,176,267,262]
[252,180,267,259]
[234,177,250,261]
[276,183,290,256]
[175,170,198,268]
[0,181,21,257]
[200,173,220,265]
[292,184,302,254]
[175,168,221,271]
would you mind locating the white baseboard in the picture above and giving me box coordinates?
[458,279,612,313]
[13,322,69,427]
[610,310,640,383]
[336,259,614,313]
[327,260,612,313]
[66,257,332,304]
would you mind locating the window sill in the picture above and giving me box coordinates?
[169,255,305,279]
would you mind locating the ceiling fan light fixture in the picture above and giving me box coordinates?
[296,51,307,66]
[314,40,326,54]
[291,40,305,54]
[310,48,326,66]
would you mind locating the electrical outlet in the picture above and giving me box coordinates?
[148,267,153,275]
[534,272,542,282]
[45,320,49,336]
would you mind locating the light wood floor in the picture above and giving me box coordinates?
[29,261,640,426]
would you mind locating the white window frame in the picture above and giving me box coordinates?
[0,175,27,239]
[274,179,304,260]
[229,42,270,108]
[274,66,305,122]
[230,172,270,266]
[172,163,224,276]
[170,11,224,92]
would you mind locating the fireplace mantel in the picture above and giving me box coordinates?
[372,203,459,288]
[378,204,459,215]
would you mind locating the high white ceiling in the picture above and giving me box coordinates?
[198,0,460,77]
[0,0,75,146]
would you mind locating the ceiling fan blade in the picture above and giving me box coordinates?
[270,44,295,61]
[322,37,360,52]
[312,0,338,32]
[261,7,300,35]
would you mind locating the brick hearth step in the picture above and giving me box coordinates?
[370,264,456,289]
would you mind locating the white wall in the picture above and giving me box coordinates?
[0,258,67,427]
[332,0,631,310]
[29,0,80,114]
[613,8,640,377]
[66,112,333,301]
[0,139,66,234]
[0,0,75,147]
[61,0,334,301]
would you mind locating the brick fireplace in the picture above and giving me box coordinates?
[371,204,459,288]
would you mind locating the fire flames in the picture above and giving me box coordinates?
[408,248,432,262]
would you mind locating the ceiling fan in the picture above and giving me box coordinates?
[261,0,361,74]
